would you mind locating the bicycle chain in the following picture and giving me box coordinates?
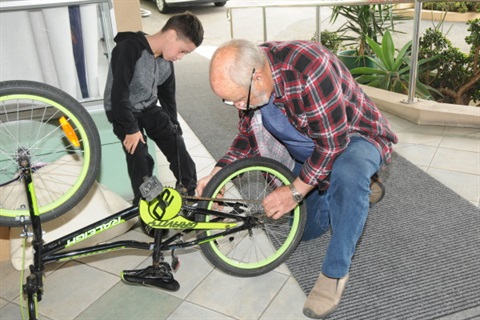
[182,195,262,204]
[169,185,262,204]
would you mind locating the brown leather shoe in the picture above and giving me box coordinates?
[303,273,349,319]
[369,173,385,205]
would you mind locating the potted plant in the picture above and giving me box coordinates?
[330,4,405,69]
[350,30,439,99]
[315,30,344,55]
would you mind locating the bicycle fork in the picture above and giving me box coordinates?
[17,148,44,320]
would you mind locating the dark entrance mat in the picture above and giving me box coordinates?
[286,152,480,319]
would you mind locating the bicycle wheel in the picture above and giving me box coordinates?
[0,80,101,227]
[197,157,306,277]
[26,291,38,320]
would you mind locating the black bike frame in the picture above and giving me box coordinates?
[40,205,144,264]
[35,201,254,266]
[19,151,255,316]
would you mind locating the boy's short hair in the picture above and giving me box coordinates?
[162,11,204,47]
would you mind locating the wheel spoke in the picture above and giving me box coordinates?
[0,81,100,227]
[197,157,306,277]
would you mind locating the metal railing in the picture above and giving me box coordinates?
[225,0,470,104]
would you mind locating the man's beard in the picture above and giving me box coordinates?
[248,90,271,110]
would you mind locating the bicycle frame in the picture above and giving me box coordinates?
[38,202,257,265]
[18,149,261,316]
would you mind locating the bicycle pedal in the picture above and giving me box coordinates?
[172,257,180,272]
[139,176,163,202]
[121,264,180,291]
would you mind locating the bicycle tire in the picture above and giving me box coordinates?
[0,80,101,227]
[197,157,306,277]
[27,291,38,320]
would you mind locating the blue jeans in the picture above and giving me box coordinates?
[294,136,381,278]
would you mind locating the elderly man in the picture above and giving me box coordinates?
[197,39,398,318]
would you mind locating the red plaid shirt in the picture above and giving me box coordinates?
[218,41,398,188]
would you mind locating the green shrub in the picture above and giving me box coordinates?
[316,30,344,54]
[330,4,405,57]
[417,18,480,106]
[423,2,480,13]
[350,30,438,99]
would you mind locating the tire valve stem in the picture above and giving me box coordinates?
[59,116,80,147]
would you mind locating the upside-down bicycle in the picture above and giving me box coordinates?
[0,80,311,320]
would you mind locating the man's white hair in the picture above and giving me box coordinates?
[217,39,266,88]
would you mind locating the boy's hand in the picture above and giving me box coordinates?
[123,131,145,154]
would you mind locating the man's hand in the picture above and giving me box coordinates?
[262,186,298,220]
[123,131,145,154]
[263,179,314,220]
[196,166,222,196]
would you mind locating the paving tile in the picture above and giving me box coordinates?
[439,135,480,153]
[186,269,288,319]
[469,131,480,139]
[167,301,235,320]
[0,302,53,320]
[382,112,416,132]
[0,298,7,310]
[395,131,443,147]
[74,229,153,275]
[399,124,447,136]
[186,141,213,158]
[442,127,480,136]
[427,168,480,206]
[430,148,480,175]
[156,162,177,186]
[434,305,480,320]
[273,262,292,276]
[184,137,203,151]
[393,144,438,167]
[0,261,22,302]
[190,156,217,177]
[27,261,119,319]
[123,246,214,299]
[260,276,309,320]
[159,249,215,300]
[76,282,182,320]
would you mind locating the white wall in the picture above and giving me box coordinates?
[0,3,109,101]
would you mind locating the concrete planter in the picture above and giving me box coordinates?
[385,5,480,127]
[395,6,480,22]
[361,85,480,128]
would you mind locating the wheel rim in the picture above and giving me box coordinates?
[0,94,92,218]
[156,0,166,12]
[204,165,301,269]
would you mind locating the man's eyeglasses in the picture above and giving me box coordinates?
[223,68,255,112]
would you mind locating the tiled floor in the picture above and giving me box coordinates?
[0,109,478,320]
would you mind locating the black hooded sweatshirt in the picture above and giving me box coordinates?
[104,31,179,134]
